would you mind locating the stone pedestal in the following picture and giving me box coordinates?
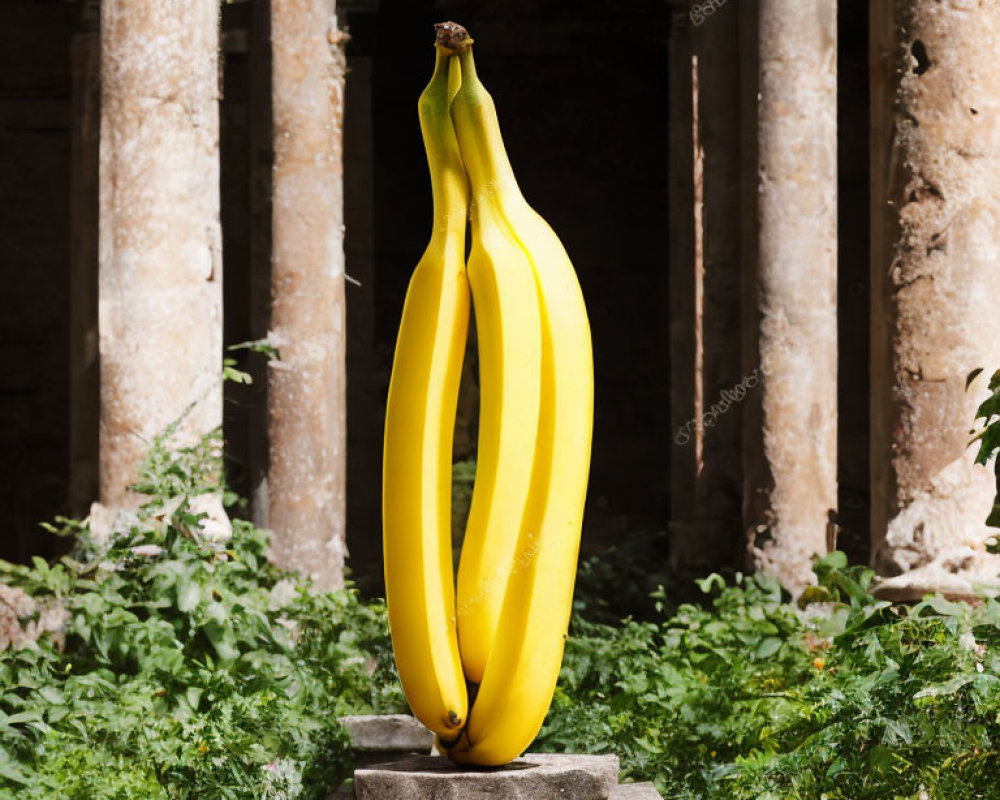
[354,753,620,800]
[610,784,663,800]
[339,714,435,769]
[328,715,435,799]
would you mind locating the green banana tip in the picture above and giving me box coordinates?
[435,21,473,53]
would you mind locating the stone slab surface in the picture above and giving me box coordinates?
[354,753,620,800]
[338,715,435,753]
[610,782,663,799]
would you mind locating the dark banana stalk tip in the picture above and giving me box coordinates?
[435,21,473,53]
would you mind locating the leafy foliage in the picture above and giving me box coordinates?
[969,368,1000,533]
[537,552,1000,799]
[450,458,477,567]
[1,430,405,799]
[8,404,1000,798]
[573,529,676,624]
[223,339,281,386]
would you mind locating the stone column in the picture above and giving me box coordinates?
[98,0,222,507]
[267,0,348,591]
[870,1,1000,599]
[745,0,838,592]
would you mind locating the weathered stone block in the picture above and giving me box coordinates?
[338,714,435,754]
[354,753,620,800]
[610,781,663,799]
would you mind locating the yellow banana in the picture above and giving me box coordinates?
[382,45,470,741]
[448,34,543,684]
[445,34,594,765]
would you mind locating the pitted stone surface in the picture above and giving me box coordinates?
[354,753,620,800]
[338,714,434,753]
[610,782,663,799]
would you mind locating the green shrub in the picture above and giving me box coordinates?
[6,411,1000,799]
[0,429,405,799]
[536,553,1000,799]
[572,529,676,624]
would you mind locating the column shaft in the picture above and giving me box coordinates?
[99,0,223,506]
[870,1,1000,599]
[267,0,348,590]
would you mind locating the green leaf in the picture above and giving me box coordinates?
[973,392,1000,424]
[222,365,253,385]
[912,595,965,618]
[914,673,975,700]
[204,622,239,663]
[973,424,1000,465]
[4,710,44,726]
[206,601,227,622]
[38,686,64,705]
[177,581,202,613]
[986,507,1000,531]
[755,637,783,660]
[696,574,726,595]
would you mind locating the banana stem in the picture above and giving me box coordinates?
[419,47,469,237]
[449,43,521,211]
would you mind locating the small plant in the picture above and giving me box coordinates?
[224,339,281,386]
[969,368,1000,536]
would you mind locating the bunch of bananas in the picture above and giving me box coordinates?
[382,22,593,767]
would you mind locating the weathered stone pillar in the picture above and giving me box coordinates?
[745,0,838,592]
[98,0,222,507]
[870,1,1000,599]
[69,29,100,517]
[267,0,348,591]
